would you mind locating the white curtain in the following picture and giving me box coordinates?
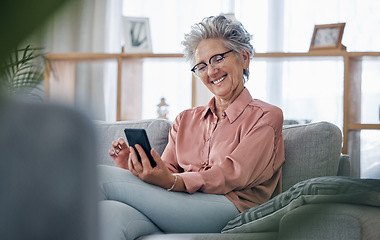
[26,0,123,121]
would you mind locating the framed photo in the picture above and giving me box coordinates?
[122,17,152,53]
[309,23,346,51]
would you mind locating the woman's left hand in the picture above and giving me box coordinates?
[128,145,183,191]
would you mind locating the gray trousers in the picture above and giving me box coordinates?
[98,165,239,240]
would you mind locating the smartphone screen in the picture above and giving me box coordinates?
[124,128,156,167]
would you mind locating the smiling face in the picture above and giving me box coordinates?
[194,38,249,104]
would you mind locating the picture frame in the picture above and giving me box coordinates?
[309,23,346,51]
[122,17,153,53]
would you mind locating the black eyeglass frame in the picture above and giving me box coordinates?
[191,50,233,75]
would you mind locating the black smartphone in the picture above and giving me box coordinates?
[124,128,156,167]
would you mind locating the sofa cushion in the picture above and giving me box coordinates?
[221,176,380,234]
[282,122,343,191]
[95,119,172,166]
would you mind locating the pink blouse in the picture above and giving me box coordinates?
[161,88,285,212]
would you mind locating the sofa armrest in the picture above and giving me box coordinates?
[138,232,278,240]
[278,203,380,240]
[337,154,351,177]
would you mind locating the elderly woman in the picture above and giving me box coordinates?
[98,15,285,239]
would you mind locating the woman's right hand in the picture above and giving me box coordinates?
[109,137,130,169]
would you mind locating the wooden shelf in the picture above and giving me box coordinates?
[44,52,185,121]
[254,50,348,58]
[254,51,380,58]
[45,52,184,60]
[348,123,380,130]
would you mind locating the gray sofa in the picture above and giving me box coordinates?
[96,119,380,240]
[2,101,378,240]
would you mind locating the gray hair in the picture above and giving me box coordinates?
[182,15,253,82]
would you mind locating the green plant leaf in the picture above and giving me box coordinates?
[0,45,45,97]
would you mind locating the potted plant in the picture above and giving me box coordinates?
[0,45,45,100]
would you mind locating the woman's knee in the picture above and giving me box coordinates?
[97,165,136,200]
[97,165,131,181]
[99,200,162,240]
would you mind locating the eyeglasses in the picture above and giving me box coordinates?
[191,50,233,77]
